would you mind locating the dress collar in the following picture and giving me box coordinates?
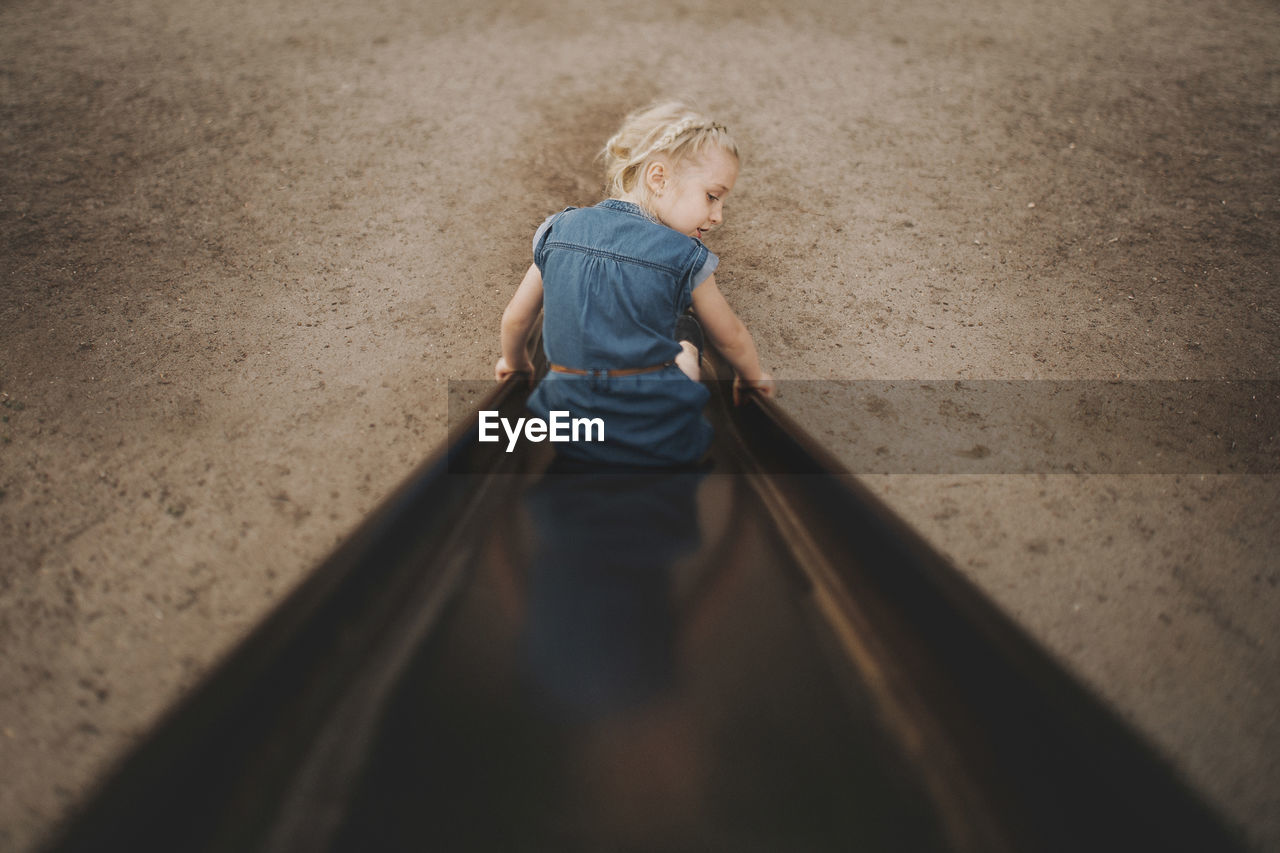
[598,198,657,221]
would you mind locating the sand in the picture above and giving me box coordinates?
[1,0,1277,849]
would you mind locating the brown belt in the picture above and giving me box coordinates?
[549,361,673,377]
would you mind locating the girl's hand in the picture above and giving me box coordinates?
[495,356,534,382]
[733,372,775,405]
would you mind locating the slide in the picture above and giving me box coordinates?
[43,349,1244,853]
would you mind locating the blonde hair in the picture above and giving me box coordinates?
[601,101,739,210]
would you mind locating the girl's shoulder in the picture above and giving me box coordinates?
[532,206,577,255]
[536,200,714,279]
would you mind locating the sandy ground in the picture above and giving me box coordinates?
[1,0,1277,849]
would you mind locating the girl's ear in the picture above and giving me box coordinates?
[644,160,668,196]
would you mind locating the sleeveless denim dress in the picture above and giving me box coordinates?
[526,199,717,467]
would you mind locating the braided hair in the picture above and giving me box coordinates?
[601,101,739,212]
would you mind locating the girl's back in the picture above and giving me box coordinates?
[527,200,715,468]
[535,199,717,374]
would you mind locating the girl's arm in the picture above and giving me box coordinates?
[690,274,775,399]
[495,263,544,381]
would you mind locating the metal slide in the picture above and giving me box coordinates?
[43,351,1244,853]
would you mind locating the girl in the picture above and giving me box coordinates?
[495,101,774,467]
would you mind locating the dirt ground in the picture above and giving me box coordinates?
[1,0,1277,849]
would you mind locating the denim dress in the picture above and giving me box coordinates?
[526,199,717,467]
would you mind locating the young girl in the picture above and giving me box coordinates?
[495,101,774,467]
